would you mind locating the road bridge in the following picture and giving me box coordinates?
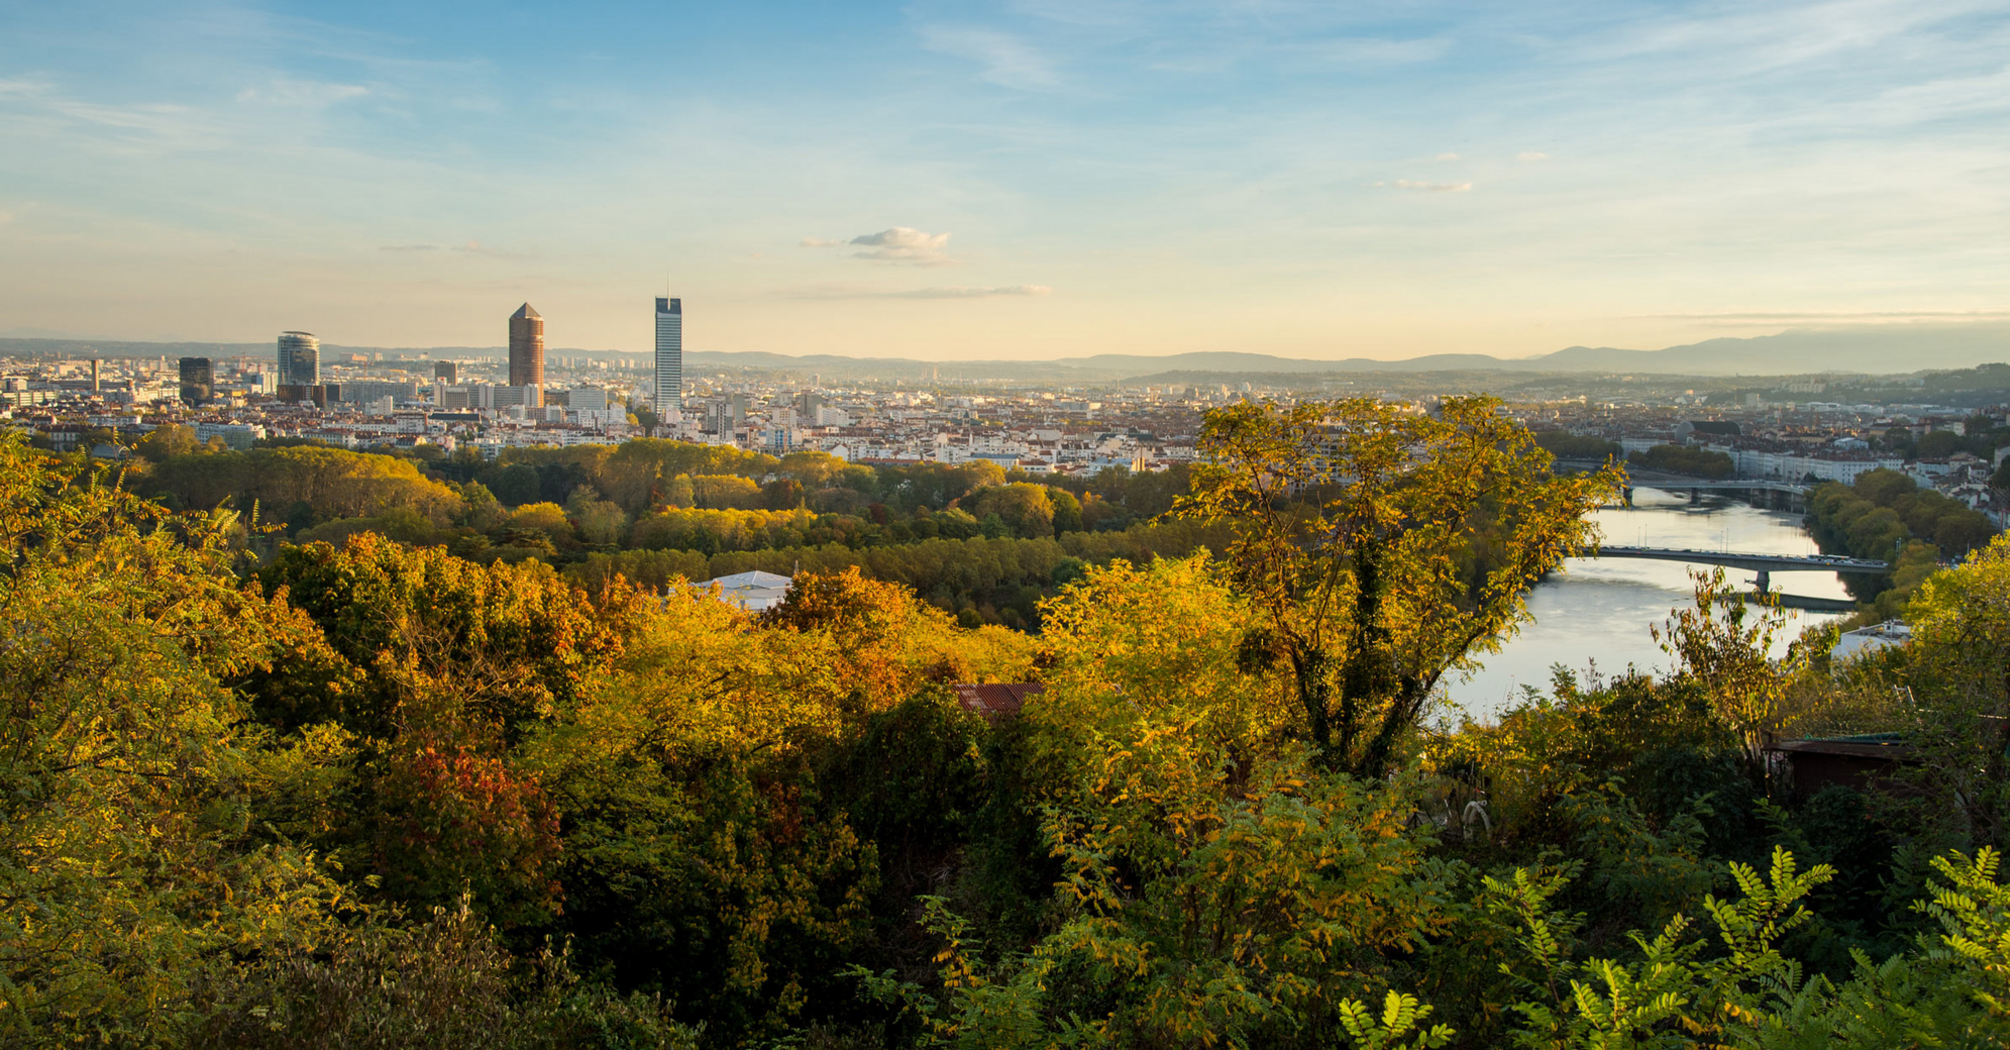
[1552,459,1811,497]
[1586,545,1889,592]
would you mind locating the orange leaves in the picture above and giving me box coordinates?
[375,743,563,927]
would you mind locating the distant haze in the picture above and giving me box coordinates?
[8,324,2004,380]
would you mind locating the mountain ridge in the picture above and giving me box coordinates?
[2,325,2003,379]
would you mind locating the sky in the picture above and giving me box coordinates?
[2,0,2008,360]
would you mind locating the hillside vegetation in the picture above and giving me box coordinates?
[3,400,2007,1049]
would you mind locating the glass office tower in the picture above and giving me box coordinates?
[277,331,319,387]
[654,297,682,411]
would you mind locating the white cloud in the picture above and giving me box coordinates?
[918,25,1058,89]
[1379,179,1474,192]
[799,236,842,247]
[1518,150,1550,161]
[1436,152,1462,160]
[847,226,955,265]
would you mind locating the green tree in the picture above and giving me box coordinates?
[0,439,354,1041]
[1178,396,1619,775]
[1653,569,1805,774]
[963,483,1056,539]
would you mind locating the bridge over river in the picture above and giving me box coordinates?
[1552,460,1811,507]
[1583,546,1888,611]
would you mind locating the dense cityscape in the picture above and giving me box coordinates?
[5,296,2005,527]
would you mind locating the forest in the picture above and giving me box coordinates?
[4,396,2007,1049]
[122,432,1199,630]
[1805,469,1998,624]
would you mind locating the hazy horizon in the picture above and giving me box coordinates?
[4,2,2008,360]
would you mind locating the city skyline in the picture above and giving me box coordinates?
[3,2,2008,361]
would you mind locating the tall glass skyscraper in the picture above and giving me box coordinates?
[508,303,544,388]
[277,331,319,387]
[654,297,683,411]
[177,357,213,407]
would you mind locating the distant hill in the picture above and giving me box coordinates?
[1529,326,2010,374]
[5,324,2004,380]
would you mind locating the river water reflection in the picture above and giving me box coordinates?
[1448,487,1848,720]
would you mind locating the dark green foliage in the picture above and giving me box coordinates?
[185,903,696,1050]
[1534,430,1623,460]
[1628,443,1735,477]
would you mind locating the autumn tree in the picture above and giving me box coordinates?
[962,482,1056,538]
[0,438,354,1039]
[1178,396,1619,775]
[1652,568,1806,775]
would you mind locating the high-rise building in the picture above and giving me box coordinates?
[277,332,319,387]
[178,357,213,407]
[508,303,544,389]
[434,360,458,383]
[654,297,682,411]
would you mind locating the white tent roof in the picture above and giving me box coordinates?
[695,570,794,612]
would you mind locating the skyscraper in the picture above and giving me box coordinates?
[177,357,213,407]
[277,331,319,387]
[508,303,544,388]
[654,297,682,411]
[434,361,458,383]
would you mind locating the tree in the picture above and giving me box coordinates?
[1899,534,2010,850]
[507,501,577,550]
[1178,396,1619,775]
[134,423,202,462]
[1049,488,1083,533]
[1916,430,1964,459]
[0,438,354,1040]
[566,487,629,546]
[1652,569,1803,775]
[963,483,1056,539]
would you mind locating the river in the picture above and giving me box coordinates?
[1447,486,1849,720]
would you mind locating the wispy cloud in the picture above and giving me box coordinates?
[799,236,842,247]
[918,25,1058,89]
[376,240,518,257]
[783,284,1051,300]
[1641,309,2010,324]
[235,79,370,106]
[888,285,1051,299]
[1304,36,1451,66]
[0,77,227,152]
[846,227,955,265]
[1518,150,1550,161]
[1378,179,1474,193]
[1436,152,1462,160]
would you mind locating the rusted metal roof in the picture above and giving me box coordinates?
[953,682,1044,722]
[1766,737,1918,761]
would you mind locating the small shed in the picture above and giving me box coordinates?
[1766,734,1919,795]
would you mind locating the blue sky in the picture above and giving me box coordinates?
[2,0,2007,359]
